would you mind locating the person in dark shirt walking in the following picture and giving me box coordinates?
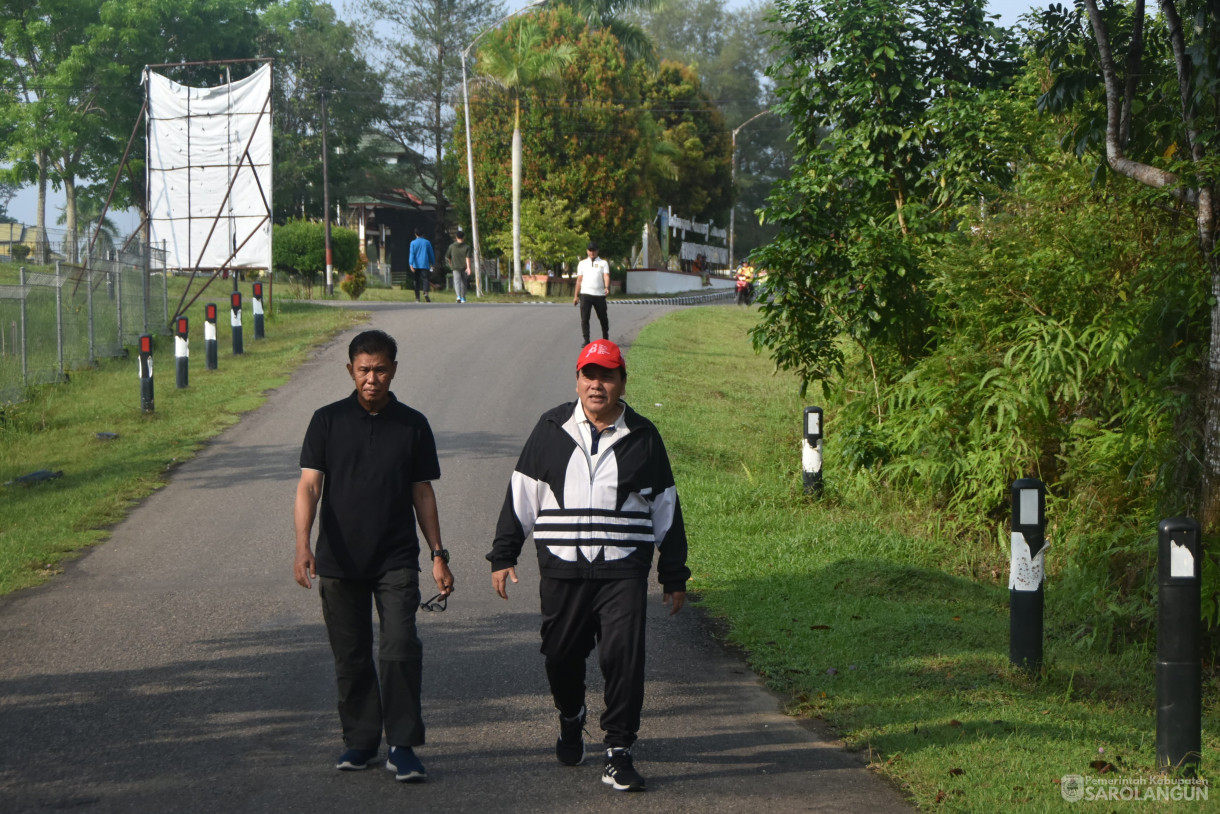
[445,228,473,303]
[294,329,454,782]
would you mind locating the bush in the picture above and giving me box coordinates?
[272,220,360,297]
[11,243,30,262]
[339,269,367,300]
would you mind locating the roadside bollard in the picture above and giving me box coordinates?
[205,303,218,370]
[138,334,154,413]
[253,282,265,340]
[174,316,189,389]
[1009,477,1046,674]
[802,406,824,496]
[230,291,243,355]
[1157,517,1202,773]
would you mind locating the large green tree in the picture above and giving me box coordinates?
[567,0,659,66]
[260,0,385,222]
[1083,0,1220,527]
[359,0,505,241]
[474,16,575,290]
[0,0,267,259]
[751,0,1017,394]
[0,0,110,261]
[636,0,792,258]
[461,7,652,267]
[638,60,731,223]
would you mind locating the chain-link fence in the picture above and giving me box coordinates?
[0,244,169,404]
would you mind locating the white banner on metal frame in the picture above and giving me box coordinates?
[146,64,272,270]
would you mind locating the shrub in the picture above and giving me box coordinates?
[272,220,360,297]
[339,269,367,300]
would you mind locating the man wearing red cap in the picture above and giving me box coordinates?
[488,339,689,793]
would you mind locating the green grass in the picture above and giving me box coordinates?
[628,307,1216,812]
[0,299,361,593]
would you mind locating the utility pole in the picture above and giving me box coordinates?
[729,109,772,270]
[321,91,333,296]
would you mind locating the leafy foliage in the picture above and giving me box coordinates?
[460,7,653,259]
[751,0,1019,391]
[485,197,589,274]
[340,268,367,300]
[359,0,506,234]
[634,0,792,256]
[637,60,732,222]
[260,0,386,221]
[272,220,358,294]
[0,0,266,252]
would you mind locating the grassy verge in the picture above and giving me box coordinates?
[0,300,361,595]
[628,307,1215,812]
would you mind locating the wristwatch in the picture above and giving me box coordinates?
[430,548,450,564]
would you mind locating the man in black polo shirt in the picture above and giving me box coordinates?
[294,329,454,783]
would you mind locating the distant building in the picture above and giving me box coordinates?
[0,223,32,260]
[346,135,441,286]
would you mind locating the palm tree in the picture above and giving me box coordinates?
[566,0,659,67]
[476,19,575,291]
[57,195,118,262]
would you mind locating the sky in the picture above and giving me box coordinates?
[6,0,1042,235]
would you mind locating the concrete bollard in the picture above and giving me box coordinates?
[1157,517,1202,773]
[138,334,154,413]
[230,291,243,355]
[174,316,189,389]
[252,282,265,340]
[205,303,218,370]
[1009,478,1047,674]
[802,406,824,496]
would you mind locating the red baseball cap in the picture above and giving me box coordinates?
[577,339,625,371]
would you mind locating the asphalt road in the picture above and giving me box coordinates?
[0,301,914,813]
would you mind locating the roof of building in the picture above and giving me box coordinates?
[0,223,27,243]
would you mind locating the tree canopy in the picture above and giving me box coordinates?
[638,60,731,223]
[752,0,1018,387]
[460,6,655,259]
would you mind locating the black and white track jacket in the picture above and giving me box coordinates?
[488,401,690,593]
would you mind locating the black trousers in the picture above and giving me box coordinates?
[578,294,609,344]
[412,268,430,301]
[318,567,425,750]
[540,577,647,748]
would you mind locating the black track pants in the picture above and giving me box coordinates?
[578,294,609,344]
[539,576,647,748]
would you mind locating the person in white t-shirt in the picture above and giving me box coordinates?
[573,241,611,346]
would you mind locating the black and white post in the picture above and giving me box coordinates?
[1009,478,1047,674]
[230,291,243,355]
[1156,517,1202,773]
[205,303,218,370]
[802,406,824,496]
[174,316,189,389]
[138,334,154,413]
[252,281,265,340]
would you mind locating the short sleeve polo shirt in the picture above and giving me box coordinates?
[300,391,441,579]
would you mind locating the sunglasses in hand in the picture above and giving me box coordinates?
[420,593,448,612]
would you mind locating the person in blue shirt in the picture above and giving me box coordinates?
[409,227,435,303]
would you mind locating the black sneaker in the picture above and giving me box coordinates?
[335,747,378,771]
[385,746,427,782]
[602,747,646,792]
[556,705,586,765]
